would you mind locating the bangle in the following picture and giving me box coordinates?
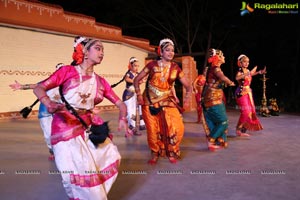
[135,88,141,95]
[23,84,30,90]
[39,95,49,103]
[119,116,127,122]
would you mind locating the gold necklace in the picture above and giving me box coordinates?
[77,66,95,104]
[159,61,170,82]
[80,65,94,74]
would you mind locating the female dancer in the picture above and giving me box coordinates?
[202,48,235,150]
[121,57,146,135]
[235,54,265,136]
[33,36,128,199]
[9,63,64,161]
[133,38,192,164]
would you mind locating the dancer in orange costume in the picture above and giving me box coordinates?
[133,38,192,164]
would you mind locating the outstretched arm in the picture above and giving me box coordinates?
[251,66,267,76]
[179,76,193,106]
[171,85,180,103]
[133,69,148,105]
[9,80,37,91]
[215,71,235,86]
[33,84,64,113]
[192,77,199,93]
[115,99,132,137]
[115,99,127,127]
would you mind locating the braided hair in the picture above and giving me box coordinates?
[111,57,138,88]
[110,71,129,88]
[236,54,247,97]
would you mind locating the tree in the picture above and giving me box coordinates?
[126,0,208,55]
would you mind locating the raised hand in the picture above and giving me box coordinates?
[261,66,267,74]
[9,80,22,91]
[137,95,144,105]
[251,66,258,74]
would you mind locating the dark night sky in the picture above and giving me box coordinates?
[37,0,299,111]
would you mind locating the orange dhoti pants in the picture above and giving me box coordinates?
[142,105,184,158]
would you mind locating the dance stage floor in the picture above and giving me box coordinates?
[0,109,299,200]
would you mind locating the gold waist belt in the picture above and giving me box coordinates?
[148,85,170,97]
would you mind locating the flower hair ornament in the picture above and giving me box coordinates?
[238,54,247,61]
[73,36,86,48]
[128,57,138,69]
[208,48,221,64]
[159,38,174,47]
[237,54,247,67]
[129,57,138,64]
[72,37,86,65]
[158,38,174,56]
[210,48,217,57]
